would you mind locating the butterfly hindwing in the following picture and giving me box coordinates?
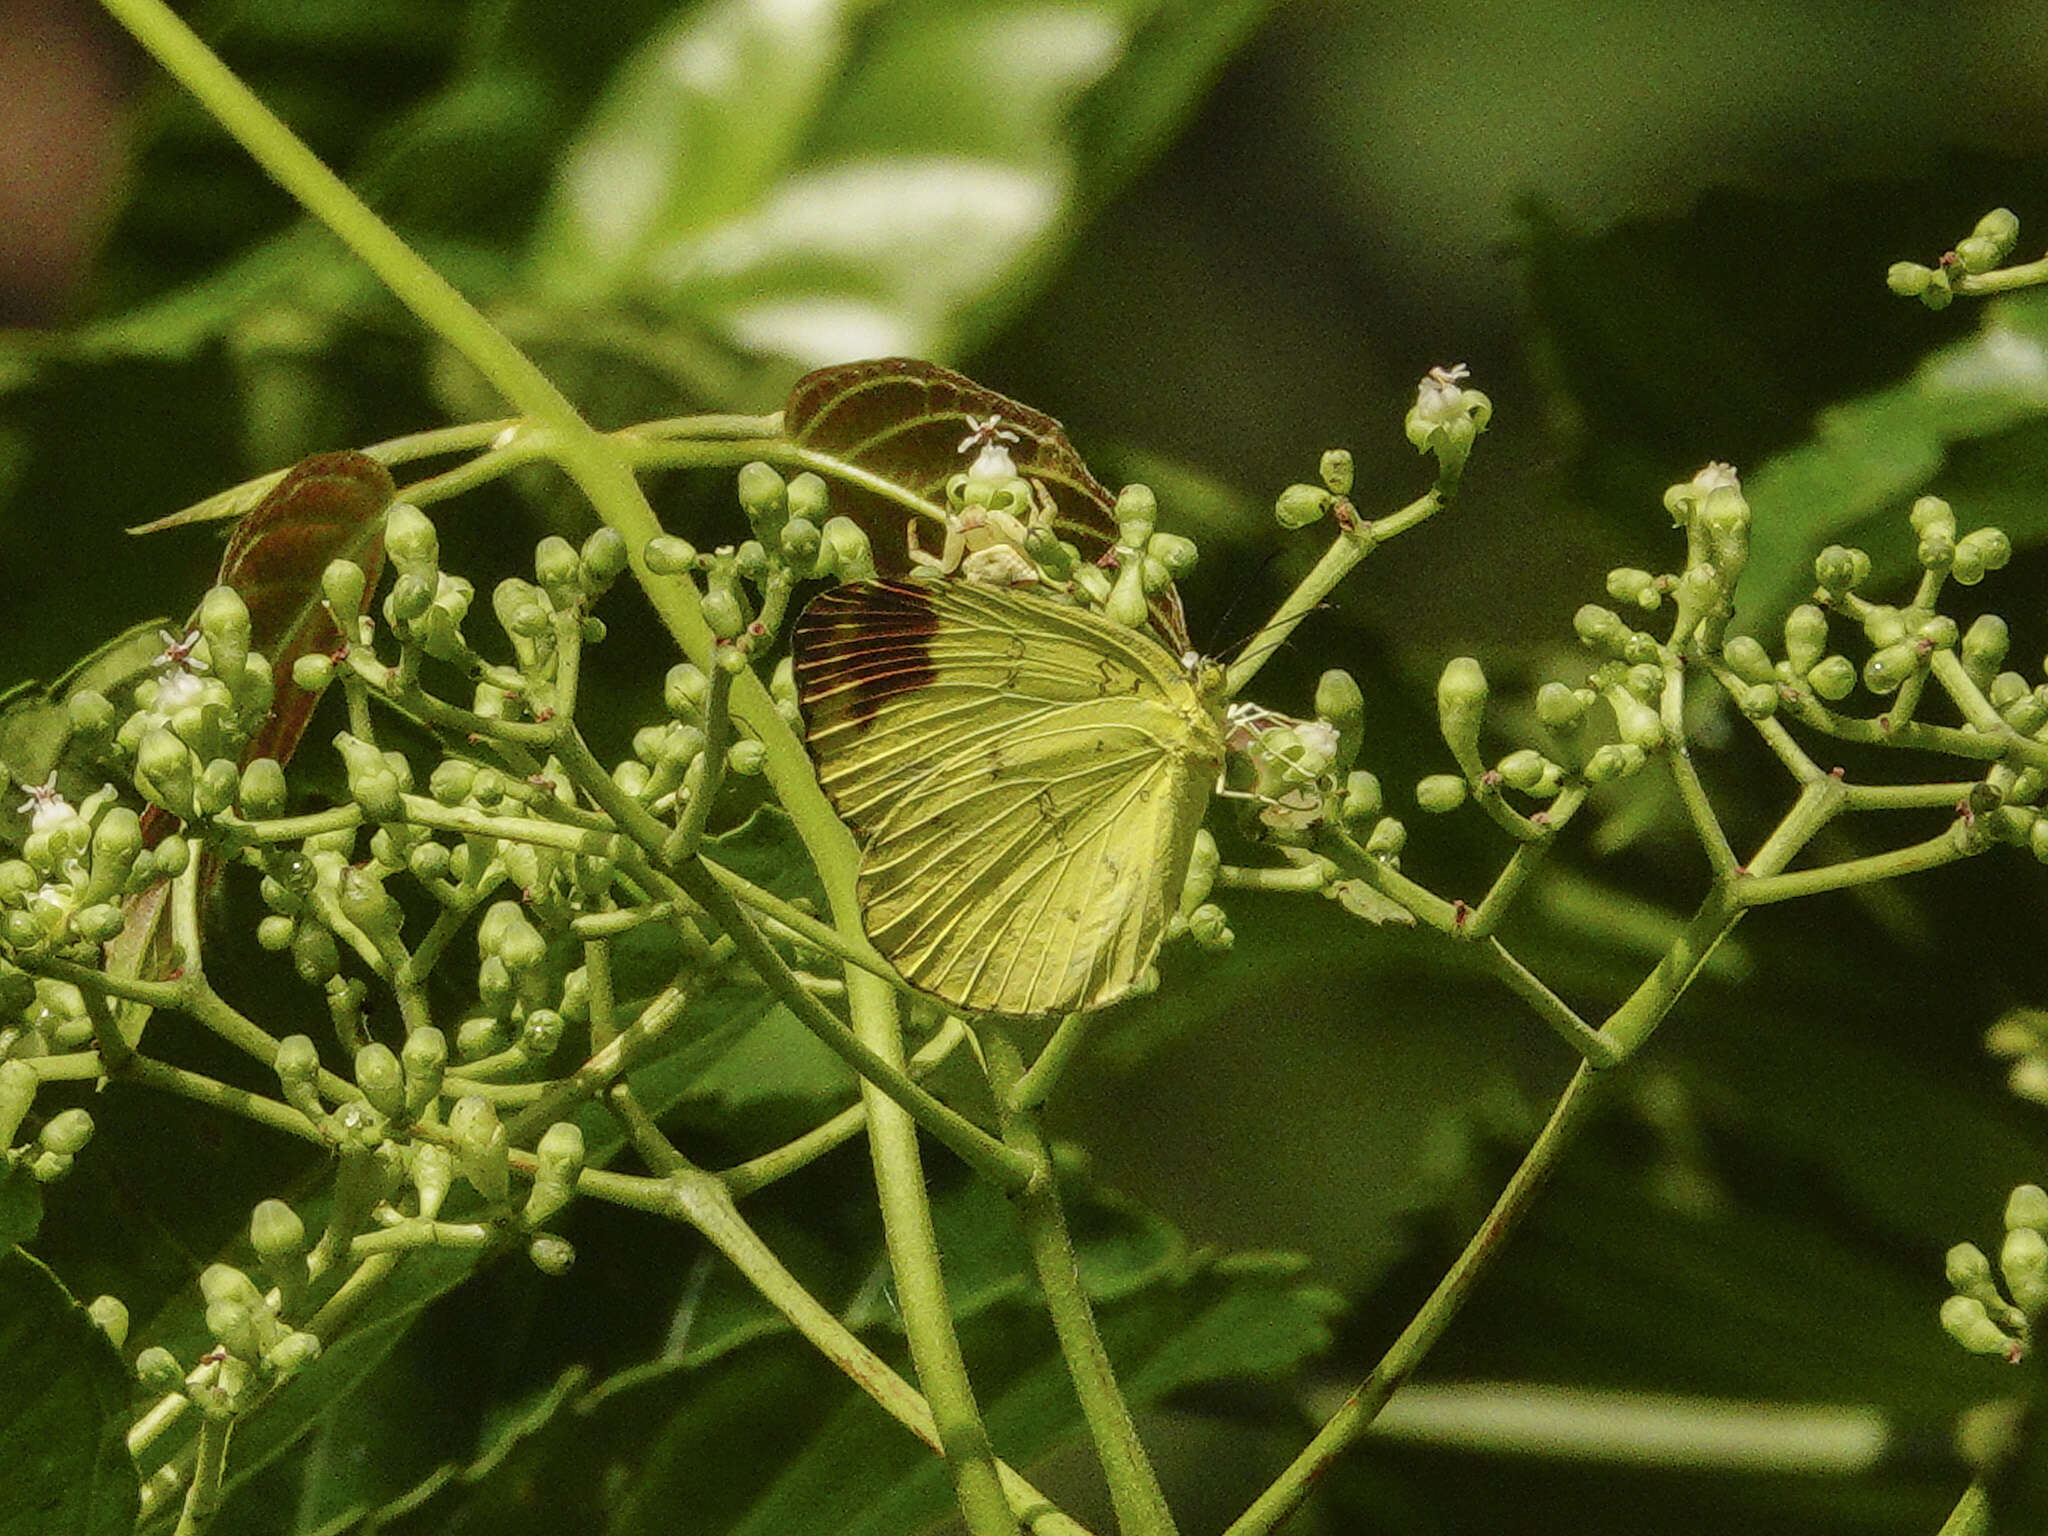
[794,581,1225,1018]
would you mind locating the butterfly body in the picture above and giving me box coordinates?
[794,580,1225,1019]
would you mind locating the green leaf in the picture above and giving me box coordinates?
[532,1,1277,369]
[0,1250,139,1536]
[1735,289,2048,628]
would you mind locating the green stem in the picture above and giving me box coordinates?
[852,975,1021,1536]
[1733,825,1970,906]
[1227,488,1441,700]
[172,1414,233,1536]
[1226,1064,1611,1536]
[1011,1011,1099,1111]
[985,1021,1177,1536]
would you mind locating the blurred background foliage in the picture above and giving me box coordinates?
[6,0,2048,1530]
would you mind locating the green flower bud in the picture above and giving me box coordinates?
[265,1331,322,1377]
[153,833,190,880]
[1416,773,1468,813]
[1531,683,1585,735]
[396,1026,447,1119]
[384,572,435,627]
[1813,545,1870,596]
[737,461,789,541]
[194,758,240,819]
[134,727,197,818]
[321,558,367,621]
[728,738,768,776]
[2004,687,2048,736]
[87,1295,129,1350]
[1275,483,1332,529]
[644,535,697,576]
[1340,770,1383,826]
[494,578,553,641]
[291,922,341,986]
[354,1043,406,1119]
[1148,532,1199,581]
[199,585,252,679]
[1804,655,1855,702]
[1887,261,1934,297]
[291,652,333,692]
[72,904,125,944]
[2008,1184,2048,1234]
[1955,234,2003,275]
[700,574,746,641]
[235,757,287,820]
[337,864,398,938]
[1862,642,1921,696]
[519,1008,565,1060]
[134,1345,183,1395]
[250,1198,307,1263]
[1437,657,1489,774]
[407,839,451,882]
[1607,690,1664,751]
[1952,528,2012,586]
[1962,615,2011,692]
[1319,448,1354,496]
[278,1036,325,1122]
[524,1119,584,1227]
[2002,1226,2048,1313]
[528,1234,575,1276]
[533,536,581,604]
[411,1140,453,1219]
[1947,1241,1997,1296]
[580,525,628,587]
[1915,613,1959,651]
[1496,749,1555,794]
[428,758,476,807]
[1941,1294,2018,1357]
[780,516,822,571]
[1188,903,1232,949]
[1112,483,1157,549]
[480,901,545,972]
[1364,817,1407,859]
[1573,605,1631,658]
[734,539,771,582]
[39,1107,94,1157]
[818,518,876,582]
[1315,669,1365,771]
[1584,742,1647,784]
[384,504,439,578]
[1606,568,1660,610]
[1973,207,2021,257]
[1721,635,1774,684]
[456,1014,502,1060]
[1735,683,1778,719]
[450,1095,509,1203]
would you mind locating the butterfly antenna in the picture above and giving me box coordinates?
[1199,549,1281,654]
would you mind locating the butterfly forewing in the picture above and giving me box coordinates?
[794,581,1225,1017]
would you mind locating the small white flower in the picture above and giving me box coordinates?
[15,773,73,834]
[957,414,1021,456]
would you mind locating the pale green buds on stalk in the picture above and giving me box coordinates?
[336,733,406,822]
[1961,614,2010,693]
[88,1295,128,1350]
[355,1043,407,1120]
[1942,1294,2019,1357]
[1496,749,1562,797]
[1887,260,1954,310]
[1813,545,1870,598]
[135,1345,183,1395]
[1315,670,1365,772]
[1416,774,1468,814]
[292,653,334,692]
[33,1107,95,1180]
[644,535,697,576]
[1187,904,1232,949]
[450,1095,510,1203]
[199,585,252,685]
[1319,449,1353,497]
[1950,527,2011,586]
[402,1026,447,1119]
[250,1198,307,1265]
[529,1234,575,1276]
[1177,829,1220,921]
[1340,770,1384,826]
[1940,1182,2048,1361]
[1782,605,1829,675]
[523,1120,585,1227]
[1275,483,1331,530]
[1436,657,1489,779]
[817,516,876,582]
[275,1035,326,1121]
[384,504,439,579]
[737,461,789,545]
[317,559,366,637]
[533,537,581,606]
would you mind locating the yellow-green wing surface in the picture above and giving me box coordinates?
[794,580,1225,1018]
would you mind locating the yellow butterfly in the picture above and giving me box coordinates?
[794,579,1227,1019]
